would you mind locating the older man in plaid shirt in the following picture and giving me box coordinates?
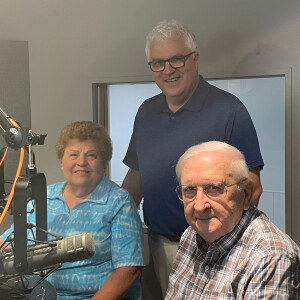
[166,141,300,299]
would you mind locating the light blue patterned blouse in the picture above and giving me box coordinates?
[2,176,144,299]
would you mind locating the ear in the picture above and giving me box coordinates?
[194,52,199,63]
[242,179,254,210]
[192,52,199,73]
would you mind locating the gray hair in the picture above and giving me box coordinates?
[176,141,250,185]
[56,121,112,169]
[145,19,197,61]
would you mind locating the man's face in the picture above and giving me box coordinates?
[148,35,199,107]
[181,151,251,244]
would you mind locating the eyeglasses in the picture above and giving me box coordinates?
[148,51,196,72]
[175,179,246,202]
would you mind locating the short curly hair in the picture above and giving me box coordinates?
[55,121,112,168]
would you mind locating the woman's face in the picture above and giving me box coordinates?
[61,139,104,192]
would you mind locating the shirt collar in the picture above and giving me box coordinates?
[154,75,211,114]
[196,204,259,265]
[47,176,110,204]
[88,176,110,203]
[181,75,211,112]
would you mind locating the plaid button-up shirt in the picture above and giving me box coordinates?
[166,204,300,299]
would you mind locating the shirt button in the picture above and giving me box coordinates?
[170,116,175,120]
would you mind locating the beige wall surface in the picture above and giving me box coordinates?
[0,0,299,243]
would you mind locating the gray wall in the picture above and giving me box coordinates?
[0,40,30,233]
[0,0,299,244]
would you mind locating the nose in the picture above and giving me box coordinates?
[193,189,211,211]
[162,61,176,74]
[76,155,88,166]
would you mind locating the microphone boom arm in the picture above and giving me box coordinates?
[0,106,46,150]
[0,106,48,273]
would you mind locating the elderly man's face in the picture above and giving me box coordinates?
[148,35,199,108]
[181,151,251,244]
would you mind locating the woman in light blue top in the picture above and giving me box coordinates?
[48,121,144,299]
[2,121,144,300]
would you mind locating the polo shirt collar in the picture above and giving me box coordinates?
[155,75,211,114]
[183,75,210,112]
[48,176,110,204]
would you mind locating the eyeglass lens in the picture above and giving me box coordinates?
[177,184,226,201]
[149,51,195,72]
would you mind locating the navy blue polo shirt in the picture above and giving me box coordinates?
[123,76,264,237]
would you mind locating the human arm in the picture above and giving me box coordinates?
[249,166,263,206]
[0,237,7,246]
[122,168,143,207]
[228,101,264,203]
[0,222,15,247]
[91,184,144,299]
[91,266,142,300]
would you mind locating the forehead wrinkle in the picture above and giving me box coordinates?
[181,151,235,184]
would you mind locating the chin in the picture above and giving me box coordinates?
[164,87,183,97]
[195,222,220,235]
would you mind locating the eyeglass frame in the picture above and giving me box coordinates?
[147,51,196,72]
[175,179,247,202]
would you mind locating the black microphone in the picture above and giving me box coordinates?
[0,233,95,276]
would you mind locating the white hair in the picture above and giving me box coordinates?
[145,19,197,61]
[176,141,250,185]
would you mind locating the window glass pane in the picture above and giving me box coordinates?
[109,83,160,221]
[208,77,285,231]
[108,77,285,230]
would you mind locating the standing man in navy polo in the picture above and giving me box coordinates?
[122,19,264,299]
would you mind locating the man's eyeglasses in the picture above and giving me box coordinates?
[175,179,247,202]
[148,51,196,72]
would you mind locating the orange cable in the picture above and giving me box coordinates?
[0,147,24,225]
[0,147,8,167]
[8,117,19,128]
